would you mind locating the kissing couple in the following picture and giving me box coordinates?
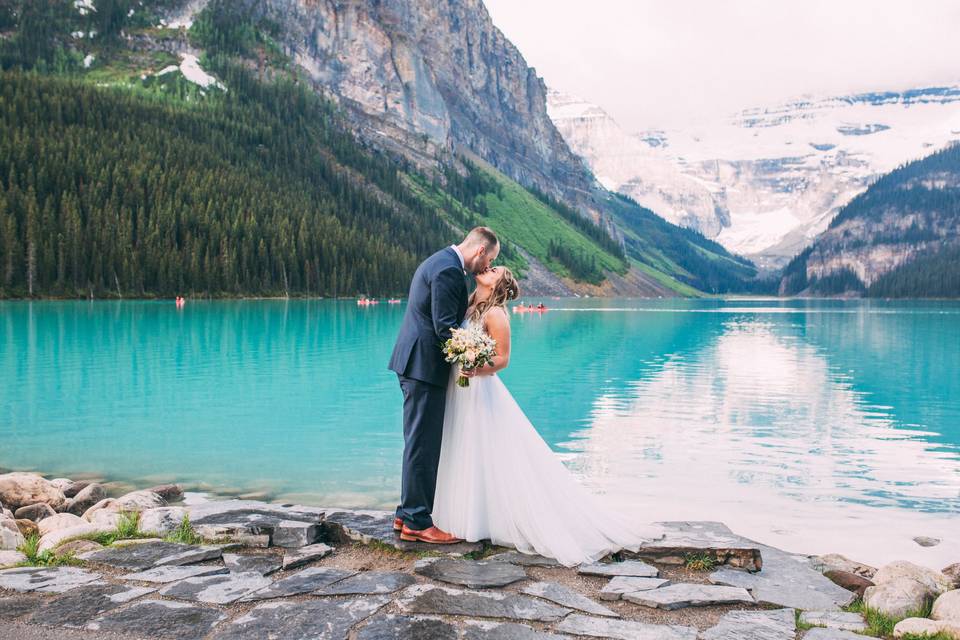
[388,227,662,566]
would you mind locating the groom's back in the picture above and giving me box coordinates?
[388,248,465,386]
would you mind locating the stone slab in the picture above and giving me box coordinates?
[415,558,528,588]
[625,583,754,610]
[123,564,230,583]
[322,509,484,555]
[462,619,570,639]
[0,566,101,593]
[487,551,560,567]
[802,629,868,639]
[626,520,763,571]
[158,571,273,604]
[210,595,390,640]
[600,576,671,600]
[223,553,283,576]
[799,611,868,633]
[239,566,357,601]
[0,595,42,619]
[282,542,333,570]
[578,560,659,578]
[187,500,324,548]
[86,598,227,640]
[522,581,618,617]
[356,614,458,640]
[28,583,155,628]
[556,613,697,640]
[315,571,416,595]
[79,540,222,570]
[397,584,571,622]
[700,608,796,640]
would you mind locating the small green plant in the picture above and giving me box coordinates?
[163,515,203,545]
[16,534,82,567]
[684,551,717,572]
[115,510,141,539]
[795,609,814,632]
[844,598,935,638]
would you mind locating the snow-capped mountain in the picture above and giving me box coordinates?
[548,86,960,267]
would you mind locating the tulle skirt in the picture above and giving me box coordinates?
[432,369,663,567]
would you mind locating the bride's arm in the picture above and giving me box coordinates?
[477,307,511,375]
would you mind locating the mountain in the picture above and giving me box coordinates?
[779,143,960,298]
[0,0,756,298]
[548,86,960,269]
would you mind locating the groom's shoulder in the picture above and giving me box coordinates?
[421,247,457,271]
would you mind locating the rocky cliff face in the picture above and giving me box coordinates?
[198,0,598,208]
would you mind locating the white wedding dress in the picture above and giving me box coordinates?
[432,318,663,566]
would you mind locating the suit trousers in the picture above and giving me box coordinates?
[395,374,448,530]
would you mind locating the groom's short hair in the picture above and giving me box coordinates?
[465,226,498,251]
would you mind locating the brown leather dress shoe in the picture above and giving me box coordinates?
[400,525,463,544]
[393,517,403,532]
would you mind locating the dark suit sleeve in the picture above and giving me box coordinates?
[431,266,465,343]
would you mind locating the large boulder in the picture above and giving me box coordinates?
[13,502,56,522]
[933,590,960,622]
[146,484,184,503]
[893,617,960,639]
[874,561,953,596]
[0,473,67,511]
[38,523,112,553]
[813,553,876,578]
[0,549,26,567]
[0,519,26,551]
[62,481,91,499]
[88,510,122,529]
[38,513,86,537]
[864,577,933,618]
[84,492,165,522]
[944,564,960,589]
[64,483,107,516]
[82,498,118,522]
[138,507,188,536]
[825,570,874,597]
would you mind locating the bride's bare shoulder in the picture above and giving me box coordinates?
[484,305,509,325]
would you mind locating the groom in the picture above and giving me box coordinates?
[388,227,500,543]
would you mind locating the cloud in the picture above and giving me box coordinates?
[483,0,960,130]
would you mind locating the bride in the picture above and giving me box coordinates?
[432,266,663,566]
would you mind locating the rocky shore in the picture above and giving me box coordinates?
[1,471,959,640]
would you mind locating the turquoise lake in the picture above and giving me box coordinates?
[2,298,959,564]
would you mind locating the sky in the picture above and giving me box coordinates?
[483,0,960,131]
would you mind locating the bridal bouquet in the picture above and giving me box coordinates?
[443,325,497,387]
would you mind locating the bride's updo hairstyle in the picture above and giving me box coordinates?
[469,267,520,321]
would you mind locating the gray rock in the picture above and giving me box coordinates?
[0,522,25,551]
[913,536,941,548]
[625,583,754,610]
[87,599,227,640]
[114,490,167,512]
[700,608,795,640]
[893,617,960,638]
[64,483,107,516]
[556,613,697,640]
[281,542,333,569]
[626,521,762,571]
[943,563,960,588]
[188,500,325,548]
[79,540,222,570]
[357,614,458,640]
[0,566,101,593]
[873,560,953,595]
[521,581,618,617]
[487,551,560,567]
[462,620,569,640]
[0,550,27,567]
[600,576,671,600]
[323,509,483,555]
[37,512,85,535]
[710,563,854,611]
[28,583,155,628]
[864,577,935,618]
[0,595,42,620]
[38,522,114,553]
[802,628,869,639]
[61,481,90,498]
[931,588,960,622]
[239,566,357,601]
[810,553,876,579]
[578,560,659,578]
[799,611,868,632]
[123,564,230,583]
[415,558,528,588]
[158,571,273,605]
[210,595,390,640]
[0,473,67,511]
[53,539,102,558]
[138,507,188,536]
[397,584,570,622]
[146,484,184,502]
[223,553,282,576]
[14,502,56,522]
[316,571,416,595]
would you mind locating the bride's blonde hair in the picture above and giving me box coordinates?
[468,267,520,322]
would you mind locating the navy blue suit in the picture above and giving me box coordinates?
[389,247,469,529]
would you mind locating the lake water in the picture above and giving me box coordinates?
[2,298,959,566]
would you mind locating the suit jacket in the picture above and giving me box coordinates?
[388,247,469,387]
